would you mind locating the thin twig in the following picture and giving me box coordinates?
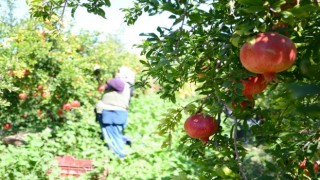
[60,0,68,21]
[171,0,188,59]
[233,118,247,180]
[229,0,235,16]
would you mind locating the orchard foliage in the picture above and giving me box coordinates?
[0,17,141,134]
[8,0,320,179]
[0,5,146,178]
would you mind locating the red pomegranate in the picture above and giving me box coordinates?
[7,70,14,76]
[37,85,44,91]
[314,161,319,174]
[70,100,81,108]
[299,157,307,169]
[241,74,268,98]
[184,113,219,143]
[97,85,105,92]
[41,91,51,98]
[23,69,30,76]
[271,22,291,37]
[57,109,63,116]
[232,96,255,110]
[19,93,28,100]
[272,22,289,30]
[240,32,297,82]
[62,103,72,111]
[280,0,297,11]
[3,123,11,130]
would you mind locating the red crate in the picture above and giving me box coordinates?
[48,155,108,179]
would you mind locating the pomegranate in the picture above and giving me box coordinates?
[37,85,44,91]
[240,32,297,82]
[57,109,63,116]
[97,85,105,92]
[3,123,11,130]
[272,22,289,30]
[232,96,255,110]
[7,70,14,76]
[184,113,219,143]
[70,100,81,108]
[23,69,30,76]
[272,22,291,37]
[19,93,28,100]
[41,91,51,98]
[62,103,72,111]
[36,109,41,115]
[299,157,307,169]
[314,161,319,174]
[280,0,298,11]
[241,74,268,98]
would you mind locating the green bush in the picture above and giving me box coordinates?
[0,93,200,179]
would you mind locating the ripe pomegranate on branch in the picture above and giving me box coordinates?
[240,32,297,82]
[184,113,219,144]
[230,74,267,110]
[241,74,268,98]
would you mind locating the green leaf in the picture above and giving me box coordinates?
[235,23,254,35]
[140,33,160,41]
[189,12,202,23]
[239,6,265,14]
[94,7,106,18]
[296,104,320,117]
[287,83,320,98]
[237,0,263,6]
[286,4,318,18]
[104,0,111,7]
[270,0,286,11]
[230,34,241,47]
[222,166,235,177]
[139,60,149,66]
[183,103,197,114]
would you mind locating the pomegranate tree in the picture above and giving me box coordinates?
[240,32,297,82]
[184,113,219,143]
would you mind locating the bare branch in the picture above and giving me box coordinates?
[60,0,68,21]
[233,118,247,180]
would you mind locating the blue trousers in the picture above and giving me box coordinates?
[99,110,128,158]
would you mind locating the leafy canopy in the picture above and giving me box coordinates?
[12,0,320,179]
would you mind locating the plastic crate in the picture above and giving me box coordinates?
[48,155,108,179]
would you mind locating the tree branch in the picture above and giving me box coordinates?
[233,118,247,180]
[60,0,68,21]
[229,0,235,16]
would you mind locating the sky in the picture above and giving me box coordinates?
[8,0,173,54]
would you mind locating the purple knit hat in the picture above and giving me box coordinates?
[107,78,125,92]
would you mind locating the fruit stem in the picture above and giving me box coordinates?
[196,105,203,114]
[200,137,209,144]
[263,72,276,83]
[233,118,247,180]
